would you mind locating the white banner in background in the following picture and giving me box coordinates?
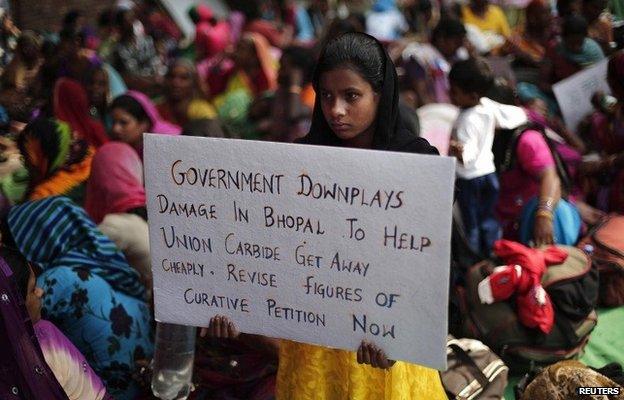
[553,58,610,133]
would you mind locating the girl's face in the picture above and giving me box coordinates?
[111,108,150,147]
[25,267,43,324]
[318,67,380,142]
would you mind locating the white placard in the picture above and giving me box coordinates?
[144,134,455,370]
[553,59,610,133]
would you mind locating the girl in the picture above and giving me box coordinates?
[110,90,181,157]
[206,32,446,400]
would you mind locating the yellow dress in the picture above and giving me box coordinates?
[276,341,447,400]
[461,4,512,37]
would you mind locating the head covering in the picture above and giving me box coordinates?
[17,118,93,200]
[242,33,278,94]
[53,78,109,148]
[8,196,145,299]
[0,256,69,399]
[125,90,182,135]
[85,142,146,224]
[304,32,400,149]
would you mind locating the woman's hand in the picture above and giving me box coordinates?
[199,315,240,339]
[357,341,396,369]
[533,215,554,247]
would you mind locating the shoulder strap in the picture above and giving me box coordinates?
[504,123,572,197]
[447,343,491,389]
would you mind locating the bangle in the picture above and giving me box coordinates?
[536,210,553,220]
[538,197,555,212]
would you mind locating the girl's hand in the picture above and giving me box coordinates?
[357,341,396,369]
[199,315,240,339]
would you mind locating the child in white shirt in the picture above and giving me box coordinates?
[449,58,528,256]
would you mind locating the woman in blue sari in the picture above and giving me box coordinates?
[5,196,153,400]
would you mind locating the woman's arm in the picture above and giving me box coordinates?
[533,166,561,246]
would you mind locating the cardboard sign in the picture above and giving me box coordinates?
[144,134,455,370]
[553,59,610,133]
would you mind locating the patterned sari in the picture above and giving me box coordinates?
[8,197,153,400]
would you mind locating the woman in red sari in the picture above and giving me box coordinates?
[54,78,109,148]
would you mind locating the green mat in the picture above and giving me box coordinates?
[503,307,624,399]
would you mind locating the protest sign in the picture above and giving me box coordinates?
[553,59,610,133]
[144,134,455,369]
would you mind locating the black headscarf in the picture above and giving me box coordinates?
[302,32,437,155]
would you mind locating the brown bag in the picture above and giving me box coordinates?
[441,335,509,400]
[579,214,624,306]
[520,360,624,400]
[458,246,597,371]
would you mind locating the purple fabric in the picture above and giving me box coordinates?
[0,257,69,400]
[125,90,182,135]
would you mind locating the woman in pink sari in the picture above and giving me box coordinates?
[85,141,151,290]
[110,90,181,157]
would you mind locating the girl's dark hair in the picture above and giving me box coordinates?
[0,245,31,299]
[562,14,588,36]
[305,32,400,148]
[111,95,151,124]
[313,32,386,93]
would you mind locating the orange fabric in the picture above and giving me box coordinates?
[29,147,94,201]
[301,84,316,109]
[245,20,283,47]
[247,32,278,94]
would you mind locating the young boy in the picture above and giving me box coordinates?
[449,58,527,256]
